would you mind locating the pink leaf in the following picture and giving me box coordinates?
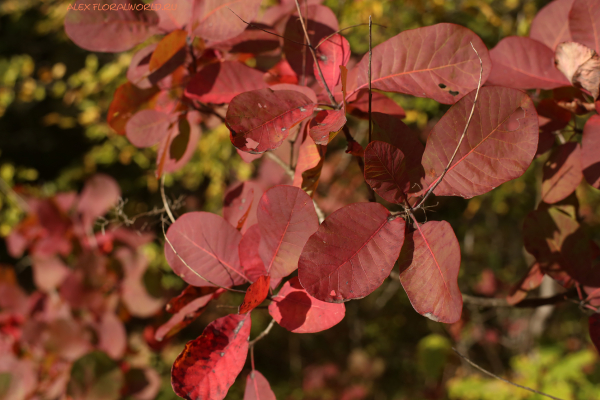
[239,224,268,282]
[353,23,490,104]
[541,142,583,204]
[227,88,317,154]
[298,203,406,302]
[309,109,347,145]
[244,370,276,400]
[165,212,248,287]
[582,114,600,188]
[529,0,574,50]
[185,62,268,104]
[569,0,600,53]
[191,0,262,41]
[398,221,462,323]
[420,86,538,198]
[65,0,159,52]
[268,277,345,333]
[487,37,570,89]
[31,256,69,292]
[313,34,351,92]
[171,314,251,400]
[77,174,121,229]
[126,109,172,148]
[223,181,263,234]
[96,311,127,360]
[258,186,320,280]
[364,141,410,204]
[239,275,270,314]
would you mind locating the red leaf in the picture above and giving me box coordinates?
[486,37,570,89]
[191,0,262,41]
[239,275,271,314]
[107,82,159,135]
[298,203,406,302]
[293,129,327,196]
[165,212,248,287]
[149,29,187,72]
[227,88,317,154]
[541,142,582,204]
[537,99,572,135]
[264,60,299,85]
[155,290,220,341]
[582,115,600,188]
[372,112,424,170]
[270,83,318,104]
[244,370,276,400]
[171,314,251,400]
[65,0,159,52]
[506,263,545,306]
[77,174,120,229]
[346,90,405,119]
[185,62,268,104]
[166,285,219,314]
[529,0,574,51]
[420,86,538,199]
[346,140,364,157]
[352,23,490,104]
[364,141,410,204]
[569,0,600,53]
[590,314,600,353]
[309,109,346,145]
[258,185,320,280]
[239,224,268,282]
[398,221,462,323]
[126,110,172,148]
[314,34,351,92]
[555,41,600,99]
[268,277,345,333]
[223,181,263,234]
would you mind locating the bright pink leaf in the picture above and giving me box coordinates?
[244,370,276,400]
[65,0,159,52]
[191,0,262,41]
[309,109,346,145]
[171,314,251,400]
[529,0,574,50]
[126,110,172,148]
[352,23,490,104]
[346,90,405,119]
[268,277,345,333]
[398,221,462,323]
[239,224,267,282]
[420,86,539,198]
[227,88,317,154]
[77,174,120,229]
[313,34,351,92]
[590,314,600,353]
[165,212,248,288]
[239,275,271,314]
[258,185,319,280]
[569,0,600,53]
[582,114,600,188]
[223,181,263,233]
[298,203,406,303]
[541,142,582,204]
[487,37,570,89]
[185,62,268,104]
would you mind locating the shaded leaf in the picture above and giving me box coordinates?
[126,110,171,148]
[309,109,346,145]
[171,314,251,400]
[191,0,262,41]
[590,314,600,353]
[420,86,539,198]
[506,263,545,305]
[582,114,600,188]
[398,221,462,324]
[258,185,319,280]
[364,141,410,204]
[569,0,600,53]
[529,0,574,50]
[77,174,121,229]
[244,370,276,400]
[149,29,187,72]
[239,275,270,314]
[107,82,159,135]
[314,34,351,92]
[298,203,406,302]
[541,142,582,204]
[210,24,280,54]
[67,351,124,400]
[269,277,345,333]
[165,285,219,314]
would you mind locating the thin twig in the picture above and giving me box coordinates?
[368,15,373,144]
[315,22,387,49]
[160,176,176,224]
[249,318,276,347]
[414,42,483,211]
[452,348,565,400]
[463,289,577,308]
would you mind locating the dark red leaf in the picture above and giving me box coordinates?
[155,290,220,341]
[171,314,251,400]
[268,277,345,333]
[590,314,600,353]
[298,203,406,302]
[541,142,582,204]
[529,0,574,50]
[224,181,263,234]
[149,29,187,72]
[537,99,572,136]
[352,23,490,104]
[398,221,462,323]
[346,140,364,157]
[420,86,539,199]
[185,62,268,104]
[165,211,248,287]
[244,370,276,400]
[126,109,172,148]
[258,185,319,280]
[506,263,545,305]
[372,112,424,170]
[314,34,351,92]
[227,88,317,154]
[364,141,410,204]
[569,0,600,53]
[191,0,262,41]
[346,90,405,119]
[239,275,270,314]
[77,174,120,229]
[555,41,600,99]
[582,114,600,188]
[107,82,160,135]
[309,109,346,145]
[65,0,159,52]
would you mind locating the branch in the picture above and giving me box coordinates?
[462,288,577,308]
[249,318,276,347]
[414,42,483,211]
[452,348,565,400]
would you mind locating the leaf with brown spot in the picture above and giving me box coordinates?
[239,275,270,314]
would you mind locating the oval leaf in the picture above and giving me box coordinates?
[313,34,351,92]
[126,109,171,148]
[244,371,276,400]
[529,0,574,51]
[541,142,583,204]
[398,221,462,324]
[582,114,600,188]
[298,203,406,303]
[239,275,270,314]
[149,29,187,72]
[191,0,262,41]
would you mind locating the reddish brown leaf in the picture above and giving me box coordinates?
[171,314,251,400]
[239,224,267,283]
[364,141,410,204]
[165,212,248,288]
[582,114,600,188]
[293,129,327,196]
[107,82,160,135]
[149,30,187,72]
[420,86,539,198]
[398,221,462,323]
[268,277,345,333]
[155,290,220,341]
[223,181,263,234]
[541,142,582,204]
[487,37,570,89]
[77,174,120,229]
[506,263,545,306]
[191,0,262,41]
[65,0,159,52]
[529,0,574,50]
[258,185,319,280]
[309,109,346,145]
[239,275,270,314]
[555,41,600,99]
[569,0,600,53]
[352,23,490,104]
[244,370,276,400]
[346,140,364,157]
[185,62,268,104]
[314,34,351,92]
[227,88,317,154]
[166,286,219,314]
[298,203,406,302]
[126,109,172,148]
[346,90,405,119]
[590,314,600,353]
[537,99,572,135]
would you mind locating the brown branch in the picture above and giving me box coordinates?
[249,318,276,347]
[462,288,577,308]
